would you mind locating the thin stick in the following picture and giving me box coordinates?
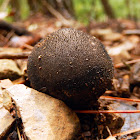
[113,127,140,137]
[114,59,140,69]
[21,44,33,50]
[106,126,112,136]
[17,126,21,140]
[75,110,140,114]
[0,51,31,59]
[42,0,70,26]
[105,90,117,94]
[100,95,140,103]
[104,128,140,140]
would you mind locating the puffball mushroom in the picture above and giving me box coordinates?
[27,28,113,109]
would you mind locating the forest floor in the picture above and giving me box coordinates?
[0,13,140,140]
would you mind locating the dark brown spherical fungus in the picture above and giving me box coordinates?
[27,28,113,109]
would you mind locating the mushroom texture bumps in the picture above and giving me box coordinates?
[27,28,113,109]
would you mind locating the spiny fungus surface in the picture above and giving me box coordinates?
[27,28,113,109]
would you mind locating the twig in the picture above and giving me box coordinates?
[104,127,140,140]
[0,51,31,59]
[75,110,140,114]
[113,127,140,137]
[106,126,112,136]
[100,95,140,103]
[0,20,31,35]
[42,0,71,26]
[17,126,21,140]
[101,126,117,140]
[21,44,33,50]
[114,59,140,69]
[105,90,117,94]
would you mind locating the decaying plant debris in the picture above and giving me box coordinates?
[0,16,140,140]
